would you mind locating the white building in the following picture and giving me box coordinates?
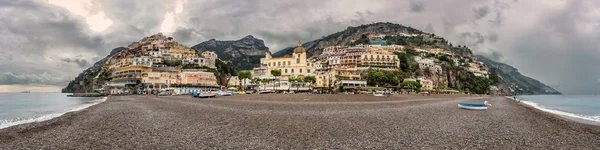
[132,56,152,67]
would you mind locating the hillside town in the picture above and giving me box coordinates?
[104,33,220,94]
[99,32,495,95]
[232,35,493,94]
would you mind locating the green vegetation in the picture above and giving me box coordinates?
[164,60,182,66]
[212,59,237,86]
[488,68,499,85]
[363,70,400,87]
[270,69,281,89]
[395,51,420,77]
[347,34,370,46]
[238,71,252,90]
[399,80,422,92]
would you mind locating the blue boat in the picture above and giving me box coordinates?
[458,101,491,110]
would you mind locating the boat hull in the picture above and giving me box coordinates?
[458,104,488,110]
[198,94,216,98]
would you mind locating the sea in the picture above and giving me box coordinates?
[515,95,600,125]
[0,93,106,129]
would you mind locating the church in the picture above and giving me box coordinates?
[258,41,316,80]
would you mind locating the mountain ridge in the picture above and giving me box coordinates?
[191,35,269,70]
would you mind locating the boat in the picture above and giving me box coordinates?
[373,91,385,96]
[218,91,233,96]
[198,92,217,98]
[20,91,31,93]
[458,101,491,110]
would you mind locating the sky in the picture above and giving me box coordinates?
[0,0,599,94]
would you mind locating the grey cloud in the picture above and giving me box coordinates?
[473,6,490,20]
[458,32,485,47]
[424,23,435,33]
[61,58,90,68]
[2,0,600,95]
[408,0,425,12]
[0,72,68,85]
[487,31,498,42]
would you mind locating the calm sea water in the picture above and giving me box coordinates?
[0,93,106,129]
[515,95,600,124]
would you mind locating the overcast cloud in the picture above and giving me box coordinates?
[0,0,599,94]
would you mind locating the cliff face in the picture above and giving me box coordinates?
[476,56,561,95]
[61,47,127,93]
[191,35,269,70]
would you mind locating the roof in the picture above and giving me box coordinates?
[293,41,306,53]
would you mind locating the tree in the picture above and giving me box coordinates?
[270,69,282,90]
[489,68,500,85]
[261,78,270,91]
[238,71,252,90]
[304,76,317,91]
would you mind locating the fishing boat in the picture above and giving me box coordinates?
[458,101,491,110]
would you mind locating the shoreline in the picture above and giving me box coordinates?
[0,96,108,130]
[506,97,600,126]
[1,94,599,149]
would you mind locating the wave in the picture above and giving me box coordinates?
[0,97,107,129]
[521,100,600,124]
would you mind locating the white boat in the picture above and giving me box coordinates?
[218,91,233,96]
[196,92,216,98]
[458,101,491,110]
[373,91,385,96]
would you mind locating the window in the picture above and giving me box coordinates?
[296,58,300,64]
[278,62,281,66]
[291,69,294,73]
[300,69,302,73]
[285,69,288,73]
[307,69,311,73]
[268,62,271,66]
[297,54,300,58]
[288,61,290,65]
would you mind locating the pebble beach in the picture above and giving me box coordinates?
[1,94,599,149]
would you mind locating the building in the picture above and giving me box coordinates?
[108,66,152,94]
[202,51,217,68]
[180,70,218,86]
[228,76,253,87]
[142,67,181,89]
[132,56,152,67]
[259,41,315,79]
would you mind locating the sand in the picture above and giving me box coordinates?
[1,94,599,149]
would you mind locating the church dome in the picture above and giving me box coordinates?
[293,41,306,53]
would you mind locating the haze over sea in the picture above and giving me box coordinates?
[0,93,106,129]
[516,95,600,124]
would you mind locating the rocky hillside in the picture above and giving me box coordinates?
[273,22,430,57]
[191,35,269,70]
[61,47,127,93]
[476,56,561,95]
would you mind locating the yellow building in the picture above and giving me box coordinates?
[170,47,197,58]
[142,67,181,89]
[261,41,315,79]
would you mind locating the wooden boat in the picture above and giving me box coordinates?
[458,101,491,110]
